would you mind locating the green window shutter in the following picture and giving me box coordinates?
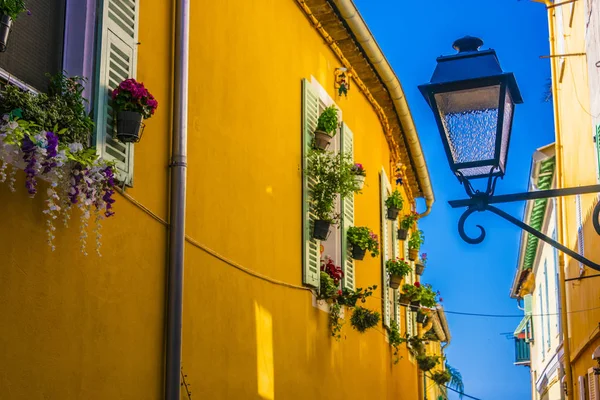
[341,123,355,291]
[380,168,391,328]
[302,79,320,288]
[392,220,401,324]
[94,0,139,185]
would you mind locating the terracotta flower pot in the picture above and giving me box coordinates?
[408,248,419,261]
[399,294,411,305]
[351,244,366,260]
[390,274,403,289]
[0,14,12,53]
[312,220,331,240]
[116,111,144,143]
[415,262,425,276]
[397,228,408,241]
[313,130,333,150]
[387,207,400,220]
[354,175,365,190]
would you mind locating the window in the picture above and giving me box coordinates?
[0,0,66,91]
[380,168,393,328]
[544,259,551,350]
[93,0,139,185]
[301,78,352,292]
[539,285,545,359]
[588,368,599,400]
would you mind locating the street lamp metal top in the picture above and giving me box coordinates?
[419,36,523,182]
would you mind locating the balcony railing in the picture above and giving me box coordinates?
[514,338,531,365]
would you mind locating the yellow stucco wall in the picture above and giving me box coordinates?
[551,1,600,391]
[0,0,425,399]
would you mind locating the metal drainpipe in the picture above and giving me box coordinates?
[165,0,190,398]
[532,0,575,397]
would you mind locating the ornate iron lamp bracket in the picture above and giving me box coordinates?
[449,183,600,271]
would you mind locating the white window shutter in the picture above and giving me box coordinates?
[341,123,355,291]
[580,376,587,400]
[95,0,139,185]
[392,219,400,324]
[380,168,391,328]
[589,369,599,400]
[302,79,320,288]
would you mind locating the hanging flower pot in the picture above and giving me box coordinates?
[112,78,158,143]
[416,311,427,324]
[351,244,367,260]
[387,207,400,220]
[313,130,333,150]
[415,262,425,276]
[0,14,11,52]
[312,219,331,240]
[408,248,419,261]
[385,189,404,220]
[354,174,365,190]
[399,293,411,305]
[390,274,403,289]
[116,111,144,143]
[397,228,408,241]
[409,300,420,312]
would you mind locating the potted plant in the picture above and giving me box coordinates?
[385,189,403,220]
[387,320,403,364]
[416,310,429,324]
[408,229,424,261]
[430,370,452,386]
[337,285,377,308]
[386,258,412,289]
[419,284,440,308]
[400,282,422,311]
[0,0,27,52]
[313,105,339,150]
[351,163,366,190]
[416,355,441,372]
[347,226,379,260]
[306,149,360,240]
[350,306,380,333]
[111,78,158,143]
[398,211,418,240]
[415,252,427,275]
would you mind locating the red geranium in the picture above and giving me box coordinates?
[321,257,343,285]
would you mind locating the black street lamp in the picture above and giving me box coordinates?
[419,36,600,270]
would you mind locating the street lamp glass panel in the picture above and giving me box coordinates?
[499,90,514,172]
[433,84,500,177]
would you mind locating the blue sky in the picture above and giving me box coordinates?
[352,0,555,399]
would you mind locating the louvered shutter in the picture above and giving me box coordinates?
[380,168,391,328]
[576,195,585,268]
[302,79,320,288]
[95,0,139,185]
[392,220,401,324]
[341,123,355,291]
[580,376,587,400]
[404,238,413,335]
[589,368,599,400]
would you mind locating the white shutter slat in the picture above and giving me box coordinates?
[380,168,391,328]
[589,369,598,400]
[302,79,320,288]
[341,123,355,291]
[95,0,138,186]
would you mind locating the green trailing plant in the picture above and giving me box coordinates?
[330,302,344,340]
[386,258,412,277]
[430,370,452,386]
[387,320,402,364]
[445,362,465,399]
[319,271,338,299]
[400,211,418,230]
[347,226,380,257]
[306,148,360,223]
[0,73,94,145]
[408,229,425,250]
[350,306,380,333]
[316,105,339,137]
[406,335,426,357]
[401,282,423,302]
[337,285,377,308]
[416,354,441,372]
[385,189,404,210]
[420,284,440,308]
[0,0,28,20]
